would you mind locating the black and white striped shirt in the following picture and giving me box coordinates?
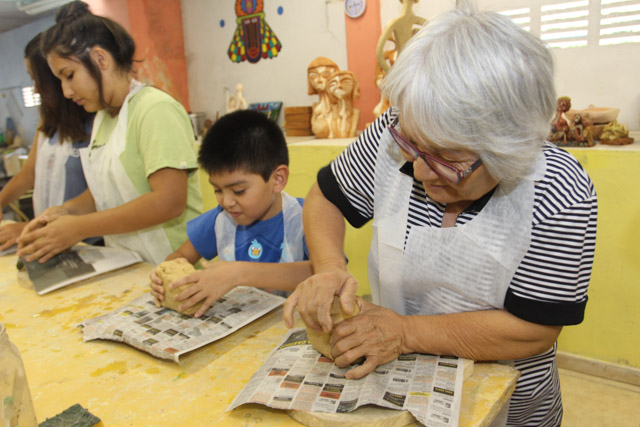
[317,109,597,426]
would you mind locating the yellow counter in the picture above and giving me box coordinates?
[0,254,518,426]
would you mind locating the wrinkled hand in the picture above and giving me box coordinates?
[283,269,359,332]
[170,260,238,318]
[330,300,407,379]
[0,222,26,251]
[17,214,82,263]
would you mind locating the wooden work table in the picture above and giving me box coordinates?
[0,254,518,426]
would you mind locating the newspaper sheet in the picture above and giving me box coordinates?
[78,287,285,362]
[24,245,143,295]
[228,328,466,426]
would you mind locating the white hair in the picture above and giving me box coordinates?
[382,0,556,182]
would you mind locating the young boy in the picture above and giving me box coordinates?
[149,110,312,317]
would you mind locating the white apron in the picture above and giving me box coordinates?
[80,80,173,264]
[214,191,305,262]
[33,132,84,216]
[368,130,545,426]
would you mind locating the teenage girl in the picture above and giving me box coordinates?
[18,1,202,264]
[0,32,93,251]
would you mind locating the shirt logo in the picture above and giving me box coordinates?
[248,239,263,260]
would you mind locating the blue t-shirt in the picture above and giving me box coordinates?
[186,198,309,262]
[46,131,90,202]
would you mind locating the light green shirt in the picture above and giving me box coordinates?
[93,86,202,252]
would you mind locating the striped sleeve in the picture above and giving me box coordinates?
[505,145,597,325]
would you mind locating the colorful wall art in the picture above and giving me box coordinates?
[228,0,282,64]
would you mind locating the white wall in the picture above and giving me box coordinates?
[0,15,55,147]
[182,0,639,130]
[383,0,640,131]
[181,0,347,125]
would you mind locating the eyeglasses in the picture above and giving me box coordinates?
[389,116,483,185]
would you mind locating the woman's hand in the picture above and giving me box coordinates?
[17,205,70,245]
[283,269,359,333]
[330,300,408,379]
[170,260,239,318]
[0,222,26,251]
[17,212,83,262]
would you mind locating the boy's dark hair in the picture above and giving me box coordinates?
[198,110,288,181]
[24,32,92,142]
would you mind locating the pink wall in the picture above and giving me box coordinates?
[85,0,190,111]
[345,0,381,129]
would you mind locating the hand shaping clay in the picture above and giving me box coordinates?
[156,259,203,316]
[306,296,360,359]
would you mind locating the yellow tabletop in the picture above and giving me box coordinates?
[0,254,518,426]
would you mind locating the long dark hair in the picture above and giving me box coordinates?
[24,32,92,142]
[40,1,136,111]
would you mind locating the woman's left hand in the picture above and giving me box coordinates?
[17,215,83,262]
[0,222,26,251]
[330,300,408,379]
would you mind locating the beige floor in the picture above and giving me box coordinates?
[560,368,640,427]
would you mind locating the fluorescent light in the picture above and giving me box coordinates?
[21,86,40,107]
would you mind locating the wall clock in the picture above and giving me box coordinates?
[345,0,366,19]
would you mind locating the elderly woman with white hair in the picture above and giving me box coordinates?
[283,2,597,426]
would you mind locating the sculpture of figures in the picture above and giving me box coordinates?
[308,57,339,138]
[550,97,595,147]
[373,50,396,118]
[327,70,360,138]
[549,96,572,144]
[226,83,248,114]
[570,114,594,146]
[376,0,426,73]
[600,120,634,145]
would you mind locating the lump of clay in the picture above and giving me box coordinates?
[306,296,360,360]
[156,259,203,316]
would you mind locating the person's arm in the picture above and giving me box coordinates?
[0,134,39,249]
[18,167,188,262]
[330,300,562,379]
[172,259,314,318]
[0,132,39,216]
[283,182,360,331]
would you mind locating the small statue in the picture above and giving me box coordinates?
[225,83,248,113]
[549,96,572,144]
[376,0,425,73]
[373,50,395,119]
[569,114,594,146]
[600,120,635,145]
[550,96,597,147]
[327,70,360,138]
[308,57,339,138]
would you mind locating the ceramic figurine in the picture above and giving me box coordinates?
[569,114,594,146]
[600,120,634,145]
[550,97,596,147]
[376,0,426,73]
[327,70,360,138]
[373,50,395,118]
[549,96,572,145]
[226,83,248,113]
[308,57,339,138]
